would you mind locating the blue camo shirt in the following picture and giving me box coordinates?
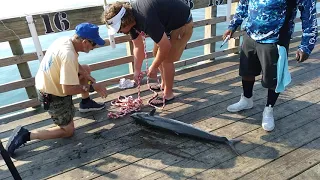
[229,0,318,54]
[288,0,318,55]
[228,0,287,44]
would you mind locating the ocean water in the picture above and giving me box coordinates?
[0,3,319,113]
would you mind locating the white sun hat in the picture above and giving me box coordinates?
[106,7,126,36]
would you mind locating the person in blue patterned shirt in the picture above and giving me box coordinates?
[223,0,318,132]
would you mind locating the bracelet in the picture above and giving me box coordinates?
[82,85,88,92]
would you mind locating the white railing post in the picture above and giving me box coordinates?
[26,15,44,61]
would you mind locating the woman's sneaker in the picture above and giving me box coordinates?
[227,94,253,112]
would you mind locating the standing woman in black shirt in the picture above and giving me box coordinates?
[103,0,193,106]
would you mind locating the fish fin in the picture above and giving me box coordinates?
[226,138,242,156]
[149,108,156,116]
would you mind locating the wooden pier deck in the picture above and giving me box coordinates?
[1,40,320,180]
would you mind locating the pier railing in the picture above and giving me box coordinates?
[0,0,319,116]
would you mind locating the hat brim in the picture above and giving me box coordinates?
[107,21,121,36]
[91,36,106,46]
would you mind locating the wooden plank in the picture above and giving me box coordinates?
[0,77,35,93]
[0,53,39,68]
[175,47,239,68]
[88,56,133,71]
[192,0,239,10]
[193,16,225,28]
[292,163,320,180]
[0,99,40,115]
[239,137,320,180]
[186,31,244,49]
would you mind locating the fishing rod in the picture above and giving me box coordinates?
[0,140,22,180]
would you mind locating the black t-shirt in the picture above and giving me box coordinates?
[129,0,191,43]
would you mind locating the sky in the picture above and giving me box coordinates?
[0,0,118,20]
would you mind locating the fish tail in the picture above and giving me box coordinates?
[226,138,242,156]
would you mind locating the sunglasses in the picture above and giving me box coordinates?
[87,39,96,47]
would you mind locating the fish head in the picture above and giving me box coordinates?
[130,110,156,125]
[130,112,150,120]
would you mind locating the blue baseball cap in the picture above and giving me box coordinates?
[75,23,105,46]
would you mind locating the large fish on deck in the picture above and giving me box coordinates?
[130,109,241,155]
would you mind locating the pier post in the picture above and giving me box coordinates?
[126,41,134,74]
[204,6,217,60]
[9,40,38,100]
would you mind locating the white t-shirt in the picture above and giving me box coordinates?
[35,37,79,97]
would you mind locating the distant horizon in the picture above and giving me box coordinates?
[0,0,119,20]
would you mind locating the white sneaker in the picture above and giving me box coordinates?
[262,105,275,131]
[227,94,253,112]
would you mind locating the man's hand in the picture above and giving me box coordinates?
[222,29,234,40]
[296,49,309,63]
[92,83,107,98]
[147,67,157,79]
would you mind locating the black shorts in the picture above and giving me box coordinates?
[239,33,288,88]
